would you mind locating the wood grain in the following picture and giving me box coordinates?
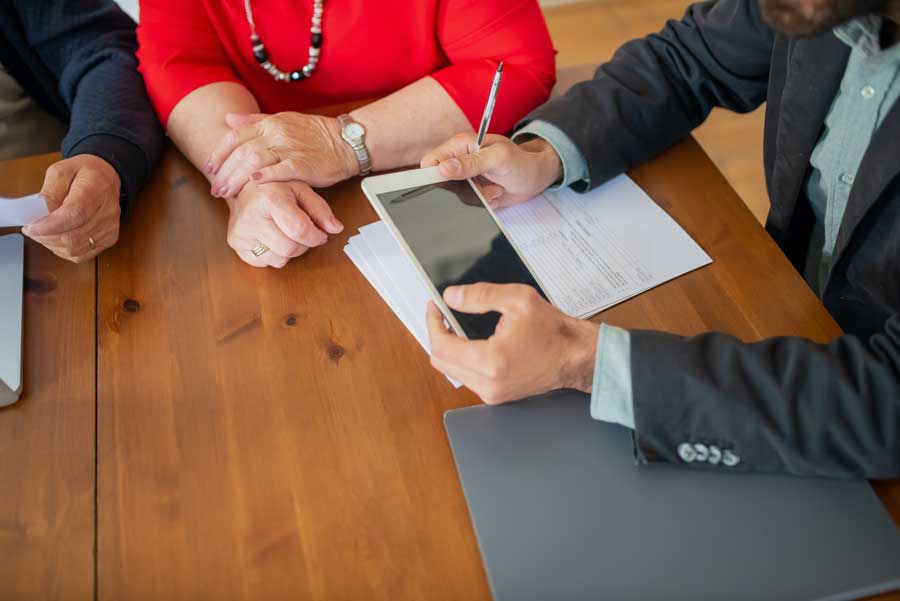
[95,134,899,599]
[0,153,96,601]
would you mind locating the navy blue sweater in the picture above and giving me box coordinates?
[0,0,165,211]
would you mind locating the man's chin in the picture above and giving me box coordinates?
[758,0,889,37]
[760,5,843,36]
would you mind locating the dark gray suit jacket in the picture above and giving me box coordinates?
[521,0,900,478]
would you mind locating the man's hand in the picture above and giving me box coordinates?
[421,134,563,209]
[225,179,343,268]
[22,155,121,263]
[426,283,599,404]
[206,112,358,199]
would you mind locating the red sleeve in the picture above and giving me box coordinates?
[136,0,241,127]
[431,0,557,134]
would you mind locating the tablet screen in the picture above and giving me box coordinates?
[376,179,546,340]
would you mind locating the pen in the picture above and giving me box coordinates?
[474,62,503,151]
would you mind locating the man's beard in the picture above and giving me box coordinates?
[759,0,888,36]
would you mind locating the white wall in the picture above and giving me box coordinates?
[114,0,139,21]
[113,0,580,23]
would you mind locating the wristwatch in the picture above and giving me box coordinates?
[338,114,372,177]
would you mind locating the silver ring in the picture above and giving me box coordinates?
[251,243,269,257]
[88,237,96,249]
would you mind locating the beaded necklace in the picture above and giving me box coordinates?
[243,0,324,82]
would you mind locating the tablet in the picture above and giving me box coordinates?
[361,167,548,340]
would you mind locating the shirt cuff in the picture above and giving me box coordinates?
[512,120,590,190]
[590,324,636,429]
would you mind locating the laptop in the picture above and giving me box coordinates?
[445,391,900,601]
[0,233,24,406]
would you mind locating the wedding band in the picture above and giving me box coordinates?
[251,243,269,257]
[88,237,96,249]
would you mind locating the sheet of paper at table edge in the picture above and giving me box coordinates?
[344,237,420,342]
[359,222,436,333]
[346,235,425,344]
[344,236,462,388]
[494,174,712,319]
[345,239,462,388]
[0,194,48,228]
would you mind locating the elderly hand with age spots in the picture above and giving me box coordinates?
[204,112,351,268]
[22,154,121,263]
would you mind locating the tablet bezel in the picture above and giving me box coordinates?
[360,167,550,340]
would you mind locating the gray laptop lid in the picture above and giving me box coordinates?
[445,392,900,601]
[0,233,24,406]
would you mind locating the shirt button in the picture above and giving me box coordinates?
[861,84,876,99]
[707,446,722,465]
[678,442,697,463]
[722,450,741,468]
[693,443,709,462]
[839,173,855,186]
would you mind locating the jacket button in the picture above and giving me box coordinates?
[693,443,709,462]
[707,446,722,465]
[722,450,741,467]
[678,442,697,463]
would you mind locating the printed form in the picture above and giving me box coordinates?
[496,175,711,318]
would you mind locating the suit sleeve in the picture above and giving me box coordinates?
[14,0,165,211]
[628,316,900,478]
[520,0,775,190]
[431,0,557,134]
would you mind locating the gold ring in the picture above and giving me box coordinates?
[88,237,96,249]
[251,243,269,257]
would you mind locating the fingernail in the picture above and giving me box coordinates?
[444,286,463,306]
[445,158,461,173]
[328,216,344,233]
[211,186,221,197]
[251,172,262,181]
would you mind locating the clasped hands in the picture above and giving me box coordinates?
[205,112,355,268]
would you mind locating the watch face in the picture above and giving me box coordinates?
[344,122,365,139]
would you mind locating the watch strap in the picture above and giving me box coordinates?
[338,114,371,176]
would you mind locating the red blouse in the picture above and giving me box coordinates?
[136,0,557,133]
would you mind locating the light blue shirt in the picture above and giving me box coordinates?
[515,17,900,430]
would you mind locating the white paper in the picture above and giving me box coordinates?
[495,175,711,318]
[345,234,462,388]
[0,194,48,228]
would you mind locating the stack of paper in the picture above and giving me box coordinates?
[344,175,711,373]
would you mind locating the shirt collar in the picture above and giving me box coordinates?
[833,15,900,58]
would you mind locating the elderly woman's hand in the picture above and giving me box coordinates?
[206,112,359,200]
[224,179,344,268]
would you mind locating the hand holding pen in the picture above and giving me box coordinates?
[422,62,565,208]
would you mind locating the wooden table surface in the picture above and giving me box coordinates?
[2,73,899,600]
[0,154,96,600]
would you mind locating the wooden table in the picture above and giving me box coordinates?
[2,84,899,601]
[0,154,96,600]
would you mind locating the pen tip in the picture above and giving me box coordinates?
[498,61,504,72]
